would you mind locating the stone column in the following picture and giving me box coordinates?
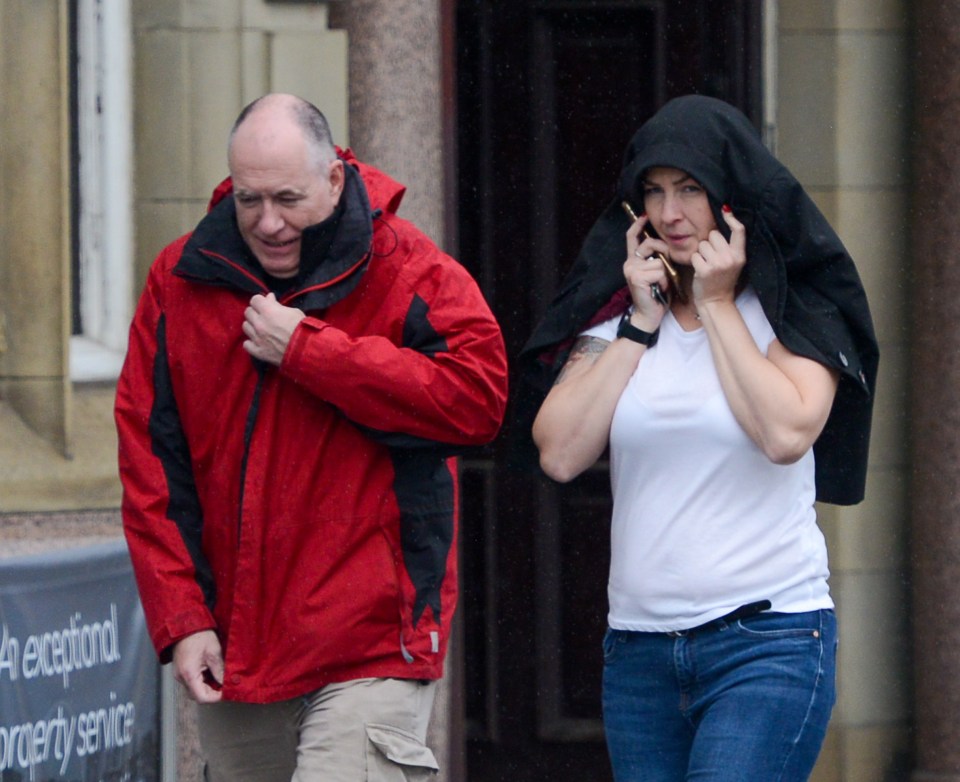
[328,0,446,246]
[327,3,462,780]
[911,2,960,779]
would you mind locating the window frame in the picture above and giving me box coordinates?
[70,0,133,382]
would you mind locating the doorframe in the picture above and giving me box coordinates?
[440,6,470,779]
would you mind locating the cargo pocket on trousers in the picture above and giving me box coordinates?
[365,723,439,781]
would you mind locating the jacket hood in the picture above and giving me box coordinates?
[617,94,769,220]
[515,95,879,505]
[616,97,878,379]
[176,149,406,311]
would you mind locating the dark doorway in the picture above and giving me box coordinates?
[453,2,762,779]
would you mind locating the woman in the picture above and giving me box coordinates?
[521,96,878,781]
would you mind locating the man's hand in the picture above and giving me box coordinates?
[172,629,225,703]
[242,292,306,365]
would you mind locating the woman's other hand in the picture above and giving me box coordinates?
[692,206,838,464]
[690,205,746,307]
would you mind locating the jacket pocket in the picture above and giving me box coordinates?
[365,723,439,781]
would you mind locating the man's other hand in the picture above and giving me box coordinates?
[172,629,225,703]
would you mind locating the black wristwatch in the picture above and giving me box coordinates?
[617,312,659,347]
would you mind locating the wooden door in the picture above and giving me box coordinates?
[452,2,762,778]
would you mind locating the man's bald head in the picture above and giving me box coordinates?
[228,93,337,174]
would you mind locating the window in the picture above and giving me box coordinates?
[70,0,133,382]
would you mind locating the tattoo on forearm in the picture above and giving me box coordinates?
[554,337,609,385]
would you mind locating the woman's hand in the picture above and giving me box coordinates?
[690,205,746,307]
[691,205,839,464]
[532,212,676,484]
[624,213,669,331]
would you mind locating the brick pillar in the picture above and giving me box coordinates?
[910,2,960,779]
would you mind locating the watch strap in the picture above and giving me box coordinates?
[617,312,659,347]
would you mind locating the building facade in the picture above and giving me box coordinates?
[0,1,933,780]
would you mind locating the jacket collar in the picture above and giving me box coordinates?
[174,159,374,310]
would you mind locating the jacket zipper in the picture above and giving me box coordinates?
[188,248,369,540]
[237,361,267,541]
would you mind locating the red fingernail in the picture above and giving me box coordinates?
[722,204,732,213]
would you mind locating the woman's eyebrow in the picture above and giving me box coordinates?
[641,174,697,186]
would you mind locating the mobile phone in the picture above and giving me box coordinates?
[621,201,684,304]
[621,200,641,224]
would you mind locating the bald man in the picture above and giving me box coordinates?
[116,94,508,781]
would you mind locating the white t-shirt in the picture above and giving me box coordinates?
[582,287,832,632]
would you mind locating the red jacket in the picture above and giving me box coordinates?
[115,151,508,703]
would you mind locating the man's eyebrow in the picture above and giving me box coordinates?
[233,187,304,198]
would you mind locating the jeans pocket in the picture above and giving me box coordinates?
[365,723,439,781]
[602,627,622,663]
[731,609,828,640]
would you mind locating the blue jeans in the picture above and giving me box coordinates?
[602,610,837,782]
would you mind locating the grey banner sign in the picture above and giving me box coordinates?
[0,541,160,782]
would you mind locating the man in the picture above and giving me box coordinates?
[116,93,508,781]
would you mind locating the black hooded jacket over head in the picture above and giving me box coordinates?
[516,95,878,505]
